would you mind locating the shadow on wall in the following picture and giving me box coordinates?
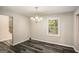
[9,16,13,34]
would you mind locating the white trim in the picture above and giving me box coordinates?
[74,9,79,52]
[73,46,79,52]
[0,38,12,42]
[31,37,74,48]
[47,17,61,37]
[12,37,29,46]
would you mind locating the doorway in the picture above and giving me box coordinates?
[0,15,13,46]
[74,14,79,52]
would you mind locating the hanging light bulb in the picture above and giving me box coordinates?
[30,17,35,21]
[30,7,43,23]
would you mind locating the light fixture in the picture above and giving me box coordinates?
[30,7,43,23]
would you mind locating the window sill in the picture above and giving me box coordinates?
[48,33,60,37]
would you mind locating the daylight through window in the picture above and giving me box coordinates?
[48,19,58,35]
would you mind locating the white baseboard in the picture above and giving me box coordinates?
[0,38,12,42]
[32,38,79,52]
[74,49,79,52]
[31,37,74,48]
[73,46,79,52]
[12,37,29,46]
[12,37,78,52]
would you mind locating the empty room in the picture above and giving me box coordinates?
[0,6,79,53]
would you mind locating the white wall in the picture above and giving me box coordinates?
[0,15,12,41]
[30,12,74,47]
[74,8,79,52]
[13,15,30,45]
[0,11,30,45]
[0,8,74,48]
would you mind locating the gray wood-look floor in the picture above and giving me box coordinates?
[11,40,76,53]
[0,42,15,53]
[0,40,77,53]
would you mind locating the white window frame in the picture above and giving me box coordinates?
[47,17,60,36]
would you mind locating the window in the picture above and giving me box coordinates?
[48,17,60,36]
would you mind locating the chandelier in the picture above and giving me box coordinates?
[30,7,43,23]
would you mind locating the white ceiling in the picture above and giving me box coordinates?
[0,6,79,16]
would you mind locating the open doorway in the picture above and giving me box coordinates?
[0,15,13,46]
[74,14,79,52]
